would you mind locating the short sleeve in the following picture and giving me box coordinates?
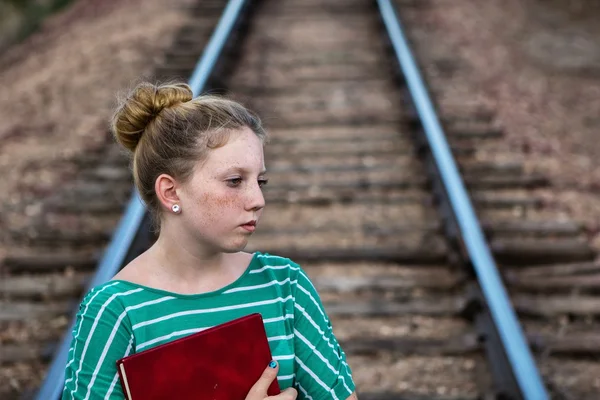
[291,264,356,400]
[62,283,134,400]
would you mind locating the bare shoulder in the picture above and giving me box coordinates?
[237,251,256,264]
[226,251,256,274]
[111,253,152,285]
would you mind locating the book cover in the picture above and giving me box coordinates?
[116,313,280,399]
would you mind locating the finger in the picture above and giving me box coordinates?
[278,387,298,400]
[266,387,298,400]
[246,360,279,398]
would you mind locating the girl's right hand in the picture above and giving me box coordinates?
[245,361,298,400]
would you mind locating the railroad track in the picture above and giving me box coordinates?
[1,0,599,399]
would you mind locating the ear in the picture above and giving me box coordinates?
[155,173,181,212]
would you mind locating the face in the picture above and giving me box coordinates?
[176,127,267,252]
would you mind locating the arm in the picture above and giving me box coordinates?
[62,284,133,400]
[291,264,357,400]
[346,393,358,400]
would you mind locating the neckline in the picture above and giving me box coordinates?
[109,252,259,299]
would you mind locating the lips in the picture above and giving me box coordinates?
[240,220,257,232]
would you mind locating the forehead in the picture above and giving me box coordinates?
[201,127,265,173]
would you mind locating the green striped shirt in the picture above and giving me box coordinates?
[62,252,355,400]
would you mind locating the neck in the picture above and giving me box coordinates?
[149,223,226,282]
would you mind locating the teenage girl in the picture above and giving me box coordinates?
[61,82,357,400]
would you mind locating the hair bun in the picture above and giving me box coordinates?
[111,82,193,152]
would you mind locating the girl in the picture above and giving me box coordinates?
[62,81,357,400]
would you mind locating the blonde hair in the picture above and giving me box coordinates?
[110,81,267,228]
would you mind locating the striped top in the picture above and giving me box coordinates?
[62,252,355,400]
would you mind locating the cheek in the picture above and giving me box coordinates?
[198,191,240,223]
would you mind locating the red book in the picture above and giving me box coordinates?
[116,313,280,399]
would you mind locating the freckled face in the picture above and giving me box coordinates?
[177,127,267,252]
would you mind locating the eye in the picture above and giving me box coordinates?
[258,178,269,188]
[226,177,243,187]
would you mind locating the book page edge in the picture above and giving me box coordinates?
[119,363,133,400]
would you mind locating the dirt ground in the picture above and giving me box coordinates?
[0,0,193,247]
[1,0,598,247]
[0,0,598,247]
[407,0,600,251]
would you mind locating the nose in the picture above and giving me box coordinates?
[246,181,265,212]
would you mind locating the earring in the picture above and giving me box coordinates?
[171,204,181,214]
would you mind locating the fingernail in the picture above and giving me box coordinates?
[269,360,277,368]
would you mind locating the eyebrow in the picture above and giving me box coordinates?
[224,167,267,175]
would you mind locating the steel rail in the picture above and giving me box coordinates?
[376,0,549,399]
[33,1,249,398]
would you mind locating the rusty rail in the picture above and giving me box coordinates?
[376,0,548,399]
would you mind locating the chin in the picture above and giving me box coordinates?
[220,238,249,253]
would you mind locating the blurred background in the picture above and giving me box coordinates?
[1,0,600,398]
